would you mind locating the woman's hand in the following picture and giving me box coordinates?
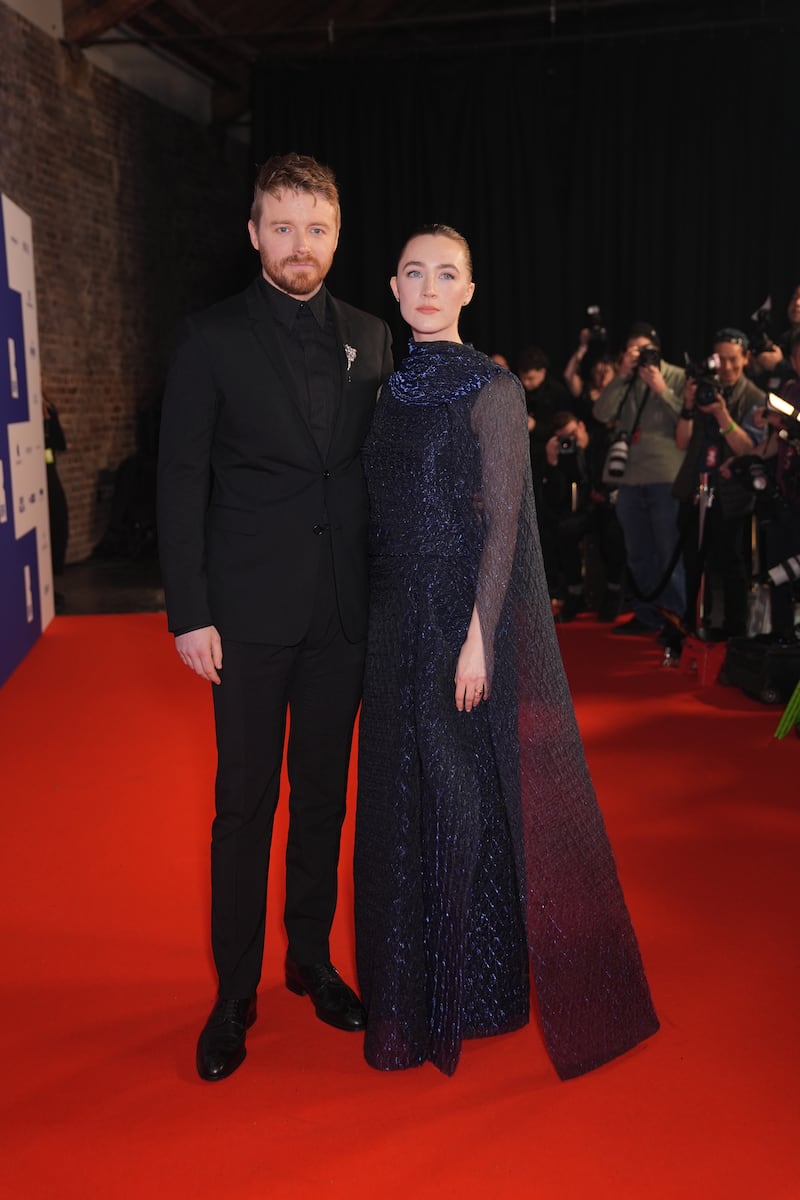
[455,607,488,712]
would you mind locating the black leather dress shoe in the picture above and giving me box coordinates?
[285,959,366,1032]
[196,996,257,1081]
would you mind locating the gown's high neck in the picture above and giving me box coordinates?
[388,340,501,406]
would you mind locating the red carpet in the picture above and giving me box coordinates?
[1,614,798,1198]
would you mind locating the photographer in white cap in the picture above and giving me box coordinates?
[672,328,765,640]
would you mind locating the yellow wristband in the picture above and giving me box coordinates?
[719,421,736,436]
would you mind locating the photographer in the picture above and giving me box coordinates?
[516,345,572,484]
[673,329,765,640]
[563,308,616,421]
[564,343,618,427]
[539,411,627,622]
[723,381,800,640]
[748,286,800,394]
[593,322,686,636]
[776,327,800,389]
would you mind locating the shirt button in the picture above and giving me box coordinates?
[323,470,331,479]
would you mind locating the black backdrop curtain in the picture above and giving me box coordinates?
[251,25,796,373]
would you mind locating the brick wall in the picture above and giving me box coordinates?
[0,4,253,562]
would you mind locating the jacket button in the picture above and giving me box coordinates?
[323,470,331,478]
[313,524,325,535]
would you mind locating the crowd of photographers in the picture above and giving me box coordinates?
[513,286,800,655]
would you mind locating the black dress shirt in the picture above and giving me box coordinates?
[258,275,342,457]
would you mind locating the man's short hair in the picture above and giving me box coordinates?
[714,327,750,351]
[250,153,340,225]
[551,410,578,433]
[517,346,549,374]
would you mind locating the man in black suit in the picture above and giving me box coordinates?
[157,153,393,1081]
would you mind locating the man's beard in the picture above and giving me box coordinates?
[261,251,331,297]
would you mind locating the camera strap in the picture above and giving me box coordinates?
[612,376,650,439]
[628,389,651,442]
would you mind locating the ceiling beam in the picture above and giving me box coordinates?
[64,0,159,45]
[167,0,258,62]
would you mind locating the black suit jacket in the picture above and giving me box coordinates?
[157,278,393,644]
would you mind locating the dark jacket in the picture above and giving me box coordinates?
[157,278,393,643]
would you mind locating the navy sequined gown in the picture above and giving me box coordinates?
[354,341,659,1079]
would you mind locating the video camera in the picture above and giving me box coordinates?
[684,352,721,407]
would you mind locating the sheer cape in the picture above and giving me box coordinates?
[355,340,659,1079]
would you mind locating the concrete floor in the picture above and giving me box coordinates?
[58,552,164,616]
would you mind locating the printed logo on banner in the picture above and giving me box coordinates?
[0,194,53,687]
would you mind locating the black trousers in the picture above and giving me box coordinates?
[210,549,365,999]
[681,500,751,637]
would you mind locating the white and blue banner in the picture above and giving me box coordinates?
[0,193,53,687]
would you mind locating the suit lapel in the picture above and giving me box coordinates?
[328,297,353,454]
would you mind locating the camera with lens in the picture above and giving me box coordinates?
[558,434,577,456]
[684,352,721,408]
[636,345,661,370]
[585,305,608,349]
[749,295,775,356]
[604,431,631,479]
[768,555,800,588]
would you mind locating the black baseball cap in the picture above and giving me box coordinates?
[627,321,660,349]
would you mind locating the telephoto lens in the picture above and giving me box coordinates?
[768,556,800,587]
[605,432,630,478]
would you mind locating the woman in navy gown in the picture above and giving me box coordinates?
[354,225,659,1079]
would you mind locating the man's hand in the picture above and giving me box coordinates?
[175,626,223,684]
[639,363,667,396]
[545,434,560,467]
[707,393,730,428]
[619,345,640,379]
[755,345,783,372]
